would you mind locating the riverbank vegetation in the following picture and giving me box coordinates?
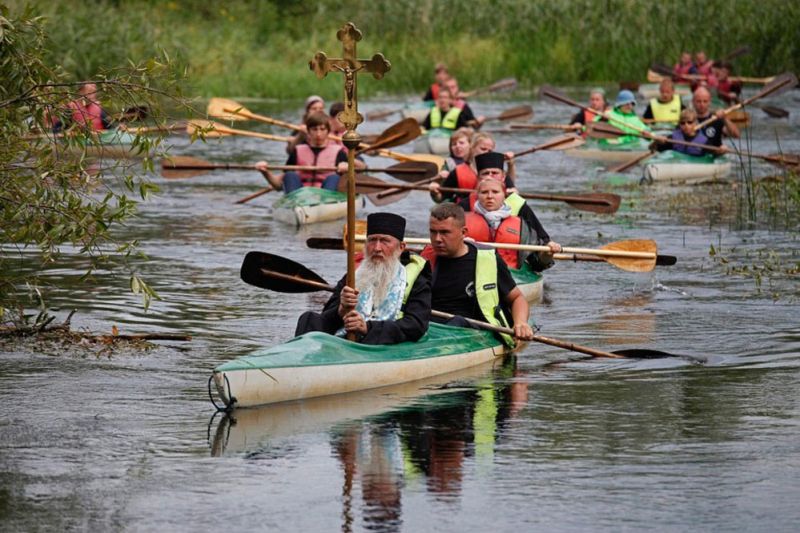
[11,0,799,101]
[1,5,185,327]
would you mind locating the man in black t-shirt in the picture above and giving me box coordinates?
[691,86,740,146]
[427,203,534,345]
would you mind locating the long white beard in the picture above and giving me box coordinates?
[355,250,402,307]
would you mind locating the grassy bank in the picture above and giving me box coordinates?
[10,0,800,100]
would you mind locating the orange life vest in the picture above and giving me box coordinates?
[69,100,105,131]
[454,163,477,190]
[464,213,523,269]
[295,143,341,187]
[430,83,440,100]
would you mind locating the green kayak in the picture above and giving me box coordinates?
[211,322,509,409]
[272,187,363,226]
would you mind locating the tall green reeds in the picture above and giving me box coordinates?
[9,0,800,98]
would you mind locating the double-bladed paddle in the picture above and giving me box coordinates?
[589,122,800,169]
[304,236,677,271]
[240,251,688,360]
[160,156,440,181]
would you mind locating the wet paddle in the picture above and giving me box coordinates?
[693,72,798,132]
[240,251,684,360]
[589,122,800,168]
[305,237,677,270]
[186,120,293,142]
[460,77,518,98]
[160,156,439,181]
[512,134,585,159]
[355,176,621,214]
[509,123,582,132]
[480,105,534,123]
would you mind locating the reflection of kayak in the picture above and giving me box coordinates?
[211,322,510,409]
[512,263,543,303]
[643,151,731,184]
[210,359,502,455]
[565,137,650,163]
[272,187,363,226]
[412,128,451,156]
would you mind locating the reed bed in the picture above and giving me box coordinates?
[12,0,799,99]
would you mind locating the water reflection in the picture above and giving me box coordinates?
[209,358,527,531]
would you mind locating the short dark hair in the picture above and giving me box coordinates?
[305,112,330,130]
[329,101,345,117]
[430,203,465,226]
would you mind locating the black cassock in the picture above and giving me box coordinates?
[295,253,431,345]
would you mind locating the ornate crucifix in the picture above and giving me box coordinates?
[309,23,390,331]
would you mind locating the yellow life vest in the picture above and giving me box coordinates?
[429,106,462,130]
[397,254,427,318]
[504,192,526,216]
[475,249,515,347]
[649,95,682,124]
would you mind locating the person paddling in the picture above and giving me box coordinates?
[709,62,742,105]
[285,95,326,154]
[691,86,740,143]
[295,213,431,344]
[424,203,535,347]
[442,127,473,174]
[570,88,608,136]
[694,51,714,77]
[256,111,365,193]
[423,62,450,102]
[642,78,684,125]
[444,77,485,127]
[461,152,562,272]
[422,88,472,132]
[429,132,515,204]
[673,51,697,82]
[653,109,725,157]
[595,90,651,144]
[52,83,113,133]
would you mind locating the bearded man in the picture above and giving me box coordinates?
[295,212,431,344]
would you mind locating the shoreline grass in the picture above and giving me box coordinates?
[9,0,799,100]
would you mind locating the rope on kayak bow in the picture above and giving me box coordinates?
[207,374,234,412]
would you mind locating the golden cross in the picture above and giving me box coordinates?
[309,22,391,132]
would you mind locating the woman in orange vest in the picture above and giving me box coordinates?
[256,112,365,193]
[569,88,607,136]
[463,152,561,271]
[429,132,516,204]
[423,63,450,101]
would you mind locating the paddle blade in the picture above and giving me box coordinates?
[376,118,422,149]
[306,237,345,250]
[601,240,657,272]
[383,161,439,182]
[608,151,655,173]
[759,105,789,118]
[722,45,751,61]
[207,97,250,121]
[564,193,621,215]
[586,121,628,139]
[240,251,329,293]
[650,63,673,77]
[611,348,702,361]
[366,189,412,206]
[337,174,394,194]
[759,72,799,99]
[498,105,534,122]
[487,77,518,93]
[186,120,227,138]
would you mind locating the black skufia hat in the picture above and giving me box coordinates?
[474,151,505,173]
[366,212,406,241]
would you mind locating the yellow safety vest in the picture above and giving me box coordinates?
[649,95,682,124]
[429,106,462,130]
[504,193,526,216]
[475,249,516,347]
[397,254,427,318]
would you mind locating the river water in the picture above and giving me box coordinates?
[2,88,799,532]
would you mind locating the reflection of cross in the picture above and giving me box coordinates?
[309,22,391,132]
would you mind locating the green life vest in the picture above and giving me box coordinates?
[475,249,516,348]
[429,106,462,130]
[595,108,650,144]
[504,192,526,216]
[397,254,427,318]
[649,95,682,124]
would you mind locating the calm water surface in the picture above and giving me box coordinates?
[2,88,799,532]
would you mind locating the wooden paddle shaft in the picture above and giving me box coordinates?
[430,311,624,359]
[695,75,795,131]
[513,136,580,158]
[371,182,612,206]
[357,235,657,259]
